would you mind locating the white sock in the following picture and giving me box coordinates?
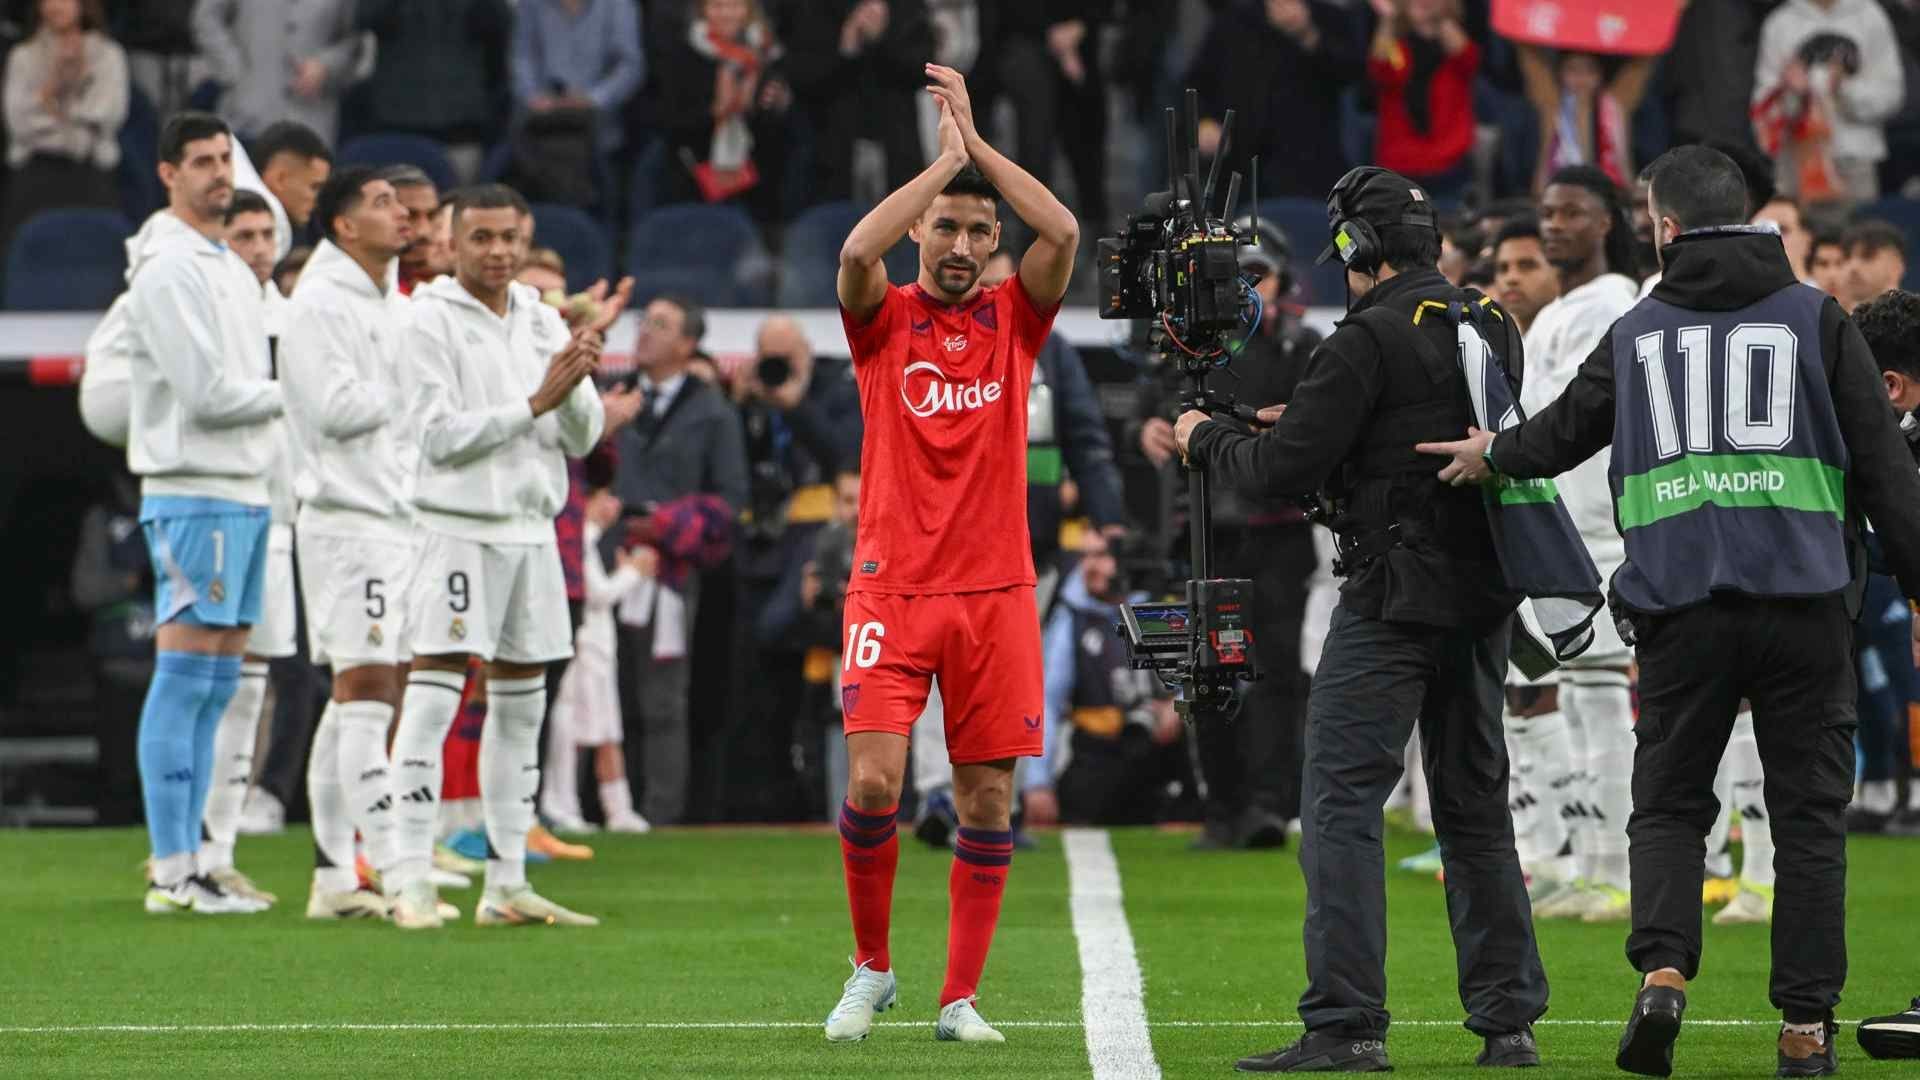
[1705,726,1740,879]
[305,701,357,893]
[337,699,398,873]
[1567,673,1634,891]
[1508,708,1573,880]
[1858,778,1897,814]
[1728,713,1774,889]
[198,661,268,875]
[1404,734,1432,833]
[391,669,465,890]
[481,675,545,892]
[1784,1021,1826,1042]
[540,718,581,822]
[152,851,192,888]
[599,775,637,821]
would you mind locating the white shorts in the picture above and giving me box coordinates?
[298,529,417,670]
[407,532,574,665]
[552,647,622,745]
[245,522,298,659]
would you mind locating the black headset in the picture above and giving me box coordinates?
[1325,166,1439,276]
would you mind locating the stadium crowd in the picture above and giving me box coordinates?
[4,0,1920,924]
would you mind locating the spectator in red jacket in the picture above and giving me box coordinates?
[1365,0,1479,204]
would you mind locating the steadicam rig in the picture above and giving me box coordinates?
[1098,88,1265,722]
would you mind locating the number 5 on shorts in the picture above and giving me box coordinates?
[845,621,884,670]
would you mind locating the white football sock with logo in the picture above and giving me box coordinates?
[198,660,268,874]
[390,669,465,891]
[306,701,357,893]
[481,676,546,891]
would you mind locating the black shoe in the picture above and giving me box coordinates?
[1616,979,1687,1077]
[913,789,956,850]
[1235,1031,1390,1073]
[1239,807,1290,850]
[1477,1027,1539,1067]
[1858,998,1920,1060]
[1845,805,1892,834]
[1778,1020,1838,1076]
[1884,807,1920,837]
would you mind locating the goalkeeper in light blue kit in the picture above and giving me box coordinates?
[125,111,283,914]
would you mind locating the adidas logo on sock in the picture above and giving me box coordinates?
[399,786,435,804]
[367,795,393,814]
[163,768,192,784]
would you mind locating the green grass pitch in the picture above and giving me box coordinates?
[3,825,1912,1078]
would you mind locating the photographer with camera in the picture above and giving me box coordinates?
[1174,166,1548,1072]
[1134,218,1320,851]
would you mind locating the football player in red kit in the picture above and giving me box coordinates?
[823,63,1078,1045]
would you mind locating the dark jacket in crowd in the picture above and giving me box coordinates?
[1188,268,1522,626]
[773,0,931,204]
[1489,228,1920,611]
[612,375,751,518]
[355,0,512,143]
[1659,0,1771,147]
[1184,0,1362,199]
[1030,334,1126,564]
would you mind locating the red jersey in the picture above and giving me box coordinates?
[841,277,1059,595]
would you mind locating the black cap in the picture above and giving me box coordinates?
[1315,166,1438,266]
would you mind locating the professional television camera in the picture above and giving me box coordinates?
[1097,90,1269,721]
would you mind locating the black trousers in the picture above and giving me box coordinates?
[1624,594,1855,1023]
[1198,523,1315,825]
[1298,604,1546,1039]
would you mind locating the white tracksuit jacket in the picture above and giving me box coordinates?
[125,211,283,506]
[405,276,604,545]
[280,239,416,540]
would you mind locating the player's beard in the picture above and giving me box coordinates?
[935,259,979,296]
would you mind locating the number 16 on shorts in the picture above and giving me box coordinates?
[846,621,884,670]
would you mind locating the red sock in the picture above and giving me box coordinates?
[839,801,898,972]
[941,826,1013,1007]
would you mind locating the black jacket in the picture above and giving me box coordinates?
[1490,229,1920,608]
[1183,0,1362,199]
[612,375,751,515]
[1189,268,1521,625]
[1030,333,1127,562]
[355,0,512,142]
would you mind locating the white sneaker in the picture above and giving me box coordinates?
[935,996,1005,1043]
[825,960,897,1042]
[1579,884,1632,924]
[474,883,599,927]
[179,874,268,914]
[236,787,284,836]
[211,867,277,906]
[306,883,390,920]
[1712,886,1774,926]
[433,844,484,876]
[545,810,597,835]
[605,812,652,835]
[429,868,472,890]
[1530,879,1589,917]
[144,881,192,914]
[392,878,445,930]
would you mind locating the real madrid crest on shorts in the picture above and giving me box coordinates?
[208,578,226,603]
[366,624,383,648]
[450,617,467,641]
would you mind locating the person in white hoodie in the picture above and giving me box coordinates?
[279,164,422,921]
[126,111,283,916]
[1516,165,1644,924]
[388,183,627,930]
[183,188,297,910]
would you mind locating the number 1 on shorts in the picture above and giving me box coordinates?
[846,621,884,670]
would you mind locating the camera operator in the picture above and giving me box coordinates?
[1135,218,1320,851]
[1174,167,1547,1073]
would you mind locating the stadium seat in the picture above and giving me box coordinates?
[528,203,613,294]
[3,209,133,310]
[116,84,162,221]
[627,203,771,308]
[337,133,459,192]
[1257,197,1344,309]
[776,201,863,308]
[1855,198,1920,290]
[626,138,669,227]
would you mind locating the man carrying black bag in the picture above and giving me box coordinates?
[1421,145,1920,1079]
[1174,166,1551,1073]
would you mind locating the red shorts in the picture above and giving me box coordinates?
[840,586,1043,764]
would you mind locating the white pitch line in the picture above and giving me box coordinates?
[0,1018,1833,1036]
[1064,828,1162,1080]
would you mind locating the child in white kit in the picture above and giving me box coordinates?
[542,488,656,833]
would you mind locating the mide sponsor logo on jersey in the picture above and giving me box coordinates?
[900,360,1003,419]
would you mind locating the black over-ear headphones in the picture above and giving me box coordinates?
[1324,166,1439,276]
